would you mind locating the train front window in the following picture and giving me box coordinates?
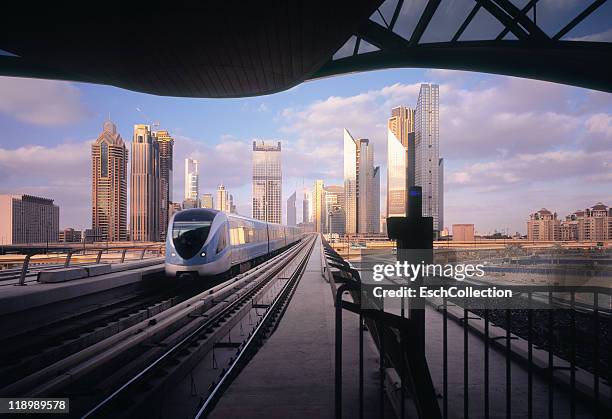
[172,221,212,259]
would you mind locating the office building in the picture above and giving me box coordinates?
[216,184,231,212]
[287,191,297,226]
[387,106,415,218]
[59,228,82,243]
[438,158,444,233]
[324,185,345,236]
[130,124,160,242]
[91,120,128,242]
[154,130,174,240]
[371,166,380,233]
[170,202,183,218]
[252,140,282,224]
[182,198,198,209]
[201,193,214,209]
[313,180,325,232]
[184,158,199,203]
[527,209,560,241]
[343,129,379,235]
[0,194,59,245]
[229,194,236,214]
[452,224,475,241]
[302,188,309,224]
[415,83,442,232]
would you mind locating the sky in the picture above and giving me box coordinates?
[0,67,611,235]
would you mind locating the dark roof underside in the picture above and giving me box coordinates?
[1,0,611,96]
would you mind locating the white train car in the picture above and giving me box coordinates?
[165,208,302,278]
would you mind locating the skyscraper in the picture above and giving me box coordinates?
[229,194,236,214]
[154,130,174,240]
[215,184,230,212]
[287,191,297,226]
[0,195,59,245]
[371,166,380,233]
[184,158,199,203]
[324,185,345,236]
[130,124,160,242]
[302,187,309,224]
[201,193,213,209]
[343,129,379,235]
[438,158,444,234]
[92,120,128,242]
[387,106,415,218]
[252,140,282,224]
[415,83,441,232]
[313,180,325,232]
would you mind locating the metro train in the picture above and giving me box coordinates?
[165,208,303,277]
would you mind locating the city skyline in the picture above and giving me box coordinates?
[1,69,610,233]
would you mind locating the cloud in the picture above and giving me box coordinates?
[0,141,92,229]
[278,74,611,232]
[447,149,612,189]
[569,28,612,42]
[0,77,91,126]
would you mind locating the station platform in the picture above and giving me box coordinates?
[211,235,387,419]
[0,259,163,339]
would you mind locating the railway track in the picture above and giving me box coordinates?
[0,235,315,418]
[0,276,214,389]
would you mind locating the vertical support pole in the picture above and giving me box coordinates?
[379,322,385,419]
[64,250,74,268]
[443,296,448,419]
[464,306,469,419]
[17,254,32,286]
[528,293,533,419]
[335,284,348,419]
[506,309,511,418]
[359,311,364,419]
[548,291,554,419]
[570,291,576,419]
[593,292,599,407]
[484,308,489,419]
[140,248,146,260]
[96,249,103,264]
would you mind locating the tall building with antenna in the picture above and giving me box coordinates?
[184,158,199,205]
[92,120,128,242]
[252,140,282,224]
[154,130,174,240]
[131,124,160,241]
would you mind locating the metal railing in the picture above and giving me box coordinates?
[433,283,611,419]
[13,244,164,286]
[325,240,441,419]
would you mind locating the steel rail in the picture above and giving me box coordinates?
[81,236,314,418]
[194,235,315,418]
[0,241,303,397]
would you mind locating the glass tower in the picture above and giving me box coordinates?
[343,129,379,235]
[154,130,174,240]
[184,158,199,202]
[92,120,128,242]
[387,106,415,218]
[130,124,160,242]
[415,84,441,231]
[252,140,282,224]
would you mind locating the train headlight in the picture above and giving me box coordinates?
[171,252,176,257]
[201,252,206,257]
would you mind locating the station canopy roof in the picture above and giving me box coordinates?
[1,0,611,97]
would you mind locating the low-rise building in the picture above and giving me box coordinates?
[527,209,560,241]
[58,228,82,243]
[452,224,475,241]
